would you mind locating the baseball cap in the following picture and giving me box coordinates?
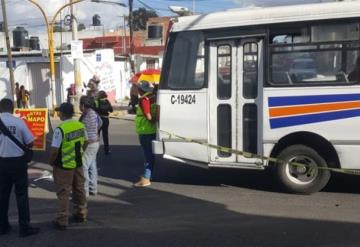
[55,103,74,115]
[137,81,153,93]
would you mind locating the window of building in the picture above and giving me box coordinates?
[146,59,156,69]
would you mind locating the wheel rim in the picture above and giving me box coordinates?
[285,155,319,185]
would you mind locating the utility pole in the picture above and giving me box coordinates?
[1,0,16,101]
[122,15,126,55]
[70,0,82,111]
[129,0,134,72]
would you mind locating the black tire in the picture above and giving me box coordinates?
[275,145,331,194]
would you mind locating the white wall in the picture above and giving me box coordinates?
[133,55,163,72]
[115,61,131,100]
[61,49,131,104]
[0,49,131,105]
[0,56,47,101]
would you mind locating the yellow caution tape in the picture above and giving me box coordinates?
[114,115,360,176]
[159,130,360,176]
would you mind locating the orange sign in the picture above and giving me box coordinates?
[14,108,48,151]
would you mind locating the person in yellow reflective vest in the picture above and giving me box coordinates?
[49,103,88,230]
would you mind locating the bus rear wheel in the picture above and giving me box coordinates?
[275,145,331,194]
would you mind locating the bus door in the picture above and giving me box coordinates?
[209,38,264,167]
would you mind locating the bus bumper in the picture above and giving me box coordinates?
[152,140,164,154]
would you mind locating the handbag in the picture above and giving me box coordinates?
[0,118,33,163]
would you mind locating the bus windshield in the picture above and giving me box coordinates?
[161,31,205,90]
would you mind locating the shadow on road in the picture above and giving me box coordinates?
[3,177,360,247]
[3,136,360,246]
[96,144,360,195]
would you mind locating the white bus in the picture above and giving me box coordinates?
[152,1,360,194]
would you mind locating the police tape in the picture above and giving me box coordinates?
[159,130,360,176]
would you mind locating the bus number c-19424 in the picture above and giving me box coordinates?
[171,94,196,105]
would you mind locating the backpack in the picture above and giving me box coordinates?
[96,99,111,115]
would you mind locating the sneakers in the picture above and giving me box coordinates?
[19,226,40,237]
[69,215,87,223]
[134,177,151,187]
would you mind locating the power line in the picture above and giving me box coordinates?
[134,0,172,12]
[133,0,173,14]
[136,0,157,12]
[6,0,23,5]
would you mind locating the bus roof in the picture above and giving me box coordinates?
[172,1,360,32]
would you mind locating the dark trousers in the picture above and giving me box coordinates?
[0,157,30,230]
[129,95,138,114]
[100,117,110,151]
[138,134,156,179]
[16,99,21,108]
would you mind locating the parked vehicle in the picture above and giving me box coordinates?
[153,1,360,194]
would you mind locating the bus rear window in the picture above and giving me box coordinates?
[163,31,205,89]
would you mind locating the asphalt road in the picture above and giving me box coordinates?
[2,117,360,247]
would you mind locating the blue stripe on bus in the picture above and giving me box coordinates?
[268,94,360,107]
[270,108,360,129]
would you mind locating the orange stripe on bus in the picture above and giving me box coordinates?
[269,101,360,117]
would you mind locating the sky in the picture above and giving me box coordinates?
[1,0,333,34]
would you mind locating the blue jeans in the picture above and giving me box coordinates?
[82,142,100,195]
[138,134,156,179]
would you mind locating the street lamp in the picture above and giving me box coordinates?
[26,0,86,114]
[168,6,191,16]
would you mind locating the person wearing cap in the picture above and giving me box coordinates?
[49,103,88,230]
[134,81,157,187]
[0,98,40,237]
[79,96,102,196]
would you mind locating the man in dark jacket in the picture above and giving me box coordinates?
[95,91,113,154]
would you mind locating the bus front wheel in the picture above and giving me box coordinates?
[275,145,331,194]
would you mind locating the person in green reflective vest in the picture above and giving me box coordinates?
[134,81,157,187]
[49,103,88,230]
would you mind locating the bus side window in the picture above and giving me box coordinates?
[243,42,258,99]
[217,45,232,99]
[269,22,360,86]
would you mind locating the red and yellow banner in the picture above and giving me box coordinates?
[14,108,48,151]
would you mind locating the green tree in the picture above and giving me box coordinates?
[132,8,158,31]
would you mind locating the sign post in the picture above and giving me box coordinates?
[14,108,48,151]
[71,40,83,59]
